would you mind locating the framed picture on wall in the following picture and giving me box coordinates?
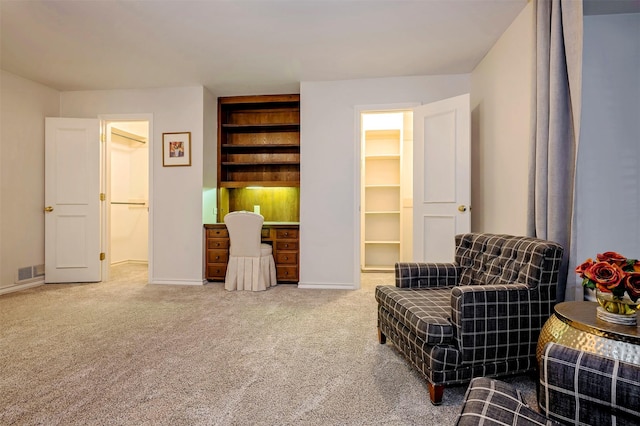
[162,132,191,167]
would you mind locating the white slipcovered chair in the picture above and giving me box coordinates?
[223,211,277,291]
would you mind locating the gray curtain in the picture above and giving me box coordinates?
[527,0,583,303]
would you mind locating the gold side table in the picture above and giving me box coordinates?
[537,301,640,365]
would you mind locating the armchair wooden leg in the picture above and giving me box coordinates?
[428,383,444,405]
[377,328,386,344]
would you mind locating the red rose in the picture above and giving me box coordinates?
[623,272,640,301]
[597,251,627,267]
[575,258,594,277]
[584,262,625,292]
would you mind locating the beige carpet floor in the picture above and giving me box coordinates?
[0,264,536,425]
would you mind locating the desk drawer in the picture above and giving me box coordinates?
[207,228,229,238]
[276,229,298,239]
[207,264,227,280]
[207,239,229,249]
[277,266,298,282]
[207,250,229,264]
[276,241,298,251]
[276,252,297,264]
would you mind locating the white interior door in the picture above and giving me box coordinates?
[45,117,101,283]
[413,94,471,262]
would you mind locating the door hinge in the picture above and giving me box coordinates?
[100,252,106,261]
[100,133,106,143]
[100,193,106,201]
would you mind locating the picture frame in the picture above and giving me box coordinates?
[162,132,191,167]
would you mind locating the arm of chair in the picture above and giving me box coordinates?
[451,284,539,362]
[455,377,558,426]
[539,342,640,425]
[394,262,459,288]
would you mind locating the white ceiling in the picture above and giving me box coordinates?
[2,0,531,96]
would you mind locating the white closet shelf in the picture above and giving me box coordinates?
[365,154,401,160]
[364,211,400,215]
[364,240,401,244]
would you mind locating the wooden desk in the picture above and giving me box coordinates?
[537,301,640,365]
[204,223,299,283]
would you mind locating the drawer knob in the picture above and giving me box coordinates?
[283,232,288,237]
[284,244,289,248]
[284,256,288,261]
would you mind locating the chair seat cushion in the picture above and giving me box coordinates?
[260,243,272,255]
[375,285,454,345]
[456,377,557,426]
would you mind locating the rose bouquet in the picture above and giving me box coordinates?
[576,251,640,315]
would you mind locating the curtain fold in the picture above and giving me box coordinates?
[527,0,583,302]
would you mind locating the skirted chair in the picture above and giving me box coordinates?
[224,211,277,291]
[456,342,640,426]
[375,233,564,404]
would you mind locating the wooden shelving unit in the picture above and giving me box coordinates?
[218,94,300,189]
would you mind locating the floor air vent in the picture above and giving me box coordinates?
[33,264,45,277]
[18,266,33,282]
[17,265,45,283]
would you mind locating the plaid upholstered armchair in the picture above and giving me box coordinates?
[375,233,563,404]
[456,343,640,425]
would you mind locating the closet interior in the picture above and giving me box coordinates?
[109,122,149,268]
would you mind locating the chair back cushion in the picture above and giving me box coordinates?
[224,211,264,257]
[455,233,563,291]
[451,234,563,366]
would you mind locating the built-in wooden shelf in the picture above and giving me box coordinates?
[222,144,300,149]
[219,181,300,188]
[222,123,299,131]
[217,94,301,221]
[222,161,300,166]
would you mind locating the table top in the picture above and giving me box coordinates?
[554,301,640,345]
[204,222,299,228]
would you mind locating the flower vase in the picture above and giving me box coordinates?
[595,289,638,326]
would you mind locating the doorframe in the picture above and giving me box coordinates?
[353,103,420,289]
[98,113,154,282]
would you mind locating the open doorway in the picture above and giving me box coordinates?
[359,110,414,272]
[103,119,150,281]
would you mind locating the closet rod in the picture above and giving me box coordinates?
[112,130,146,144]
[111,202,146,206]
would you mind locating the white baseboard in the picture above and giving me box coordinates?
[297,281,355,290]
[149,279,204,286]
[0,279,45,295]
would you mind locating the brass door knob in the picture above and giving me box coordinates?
[458,205,467,212]
[44,206,54,212]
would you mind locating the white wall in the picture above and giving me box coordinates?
[299,75,470,289]
[470,1,534,235]
[60,87,210,285]
[0,70,60,291]
[574,13,640,298]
